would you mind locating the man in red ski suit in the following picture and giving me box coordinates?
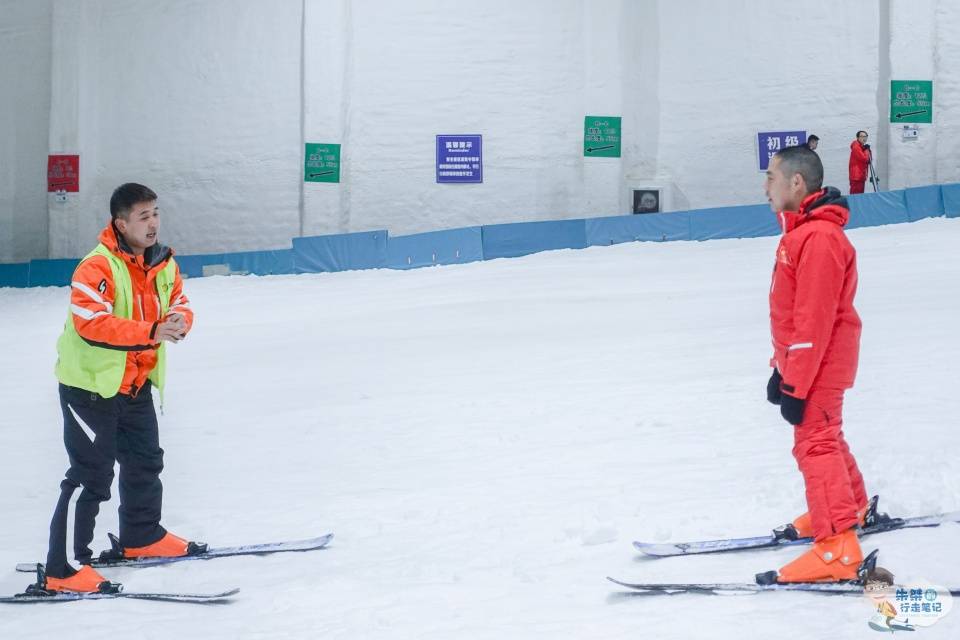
[763,145,868,583]
[848,131,871,194]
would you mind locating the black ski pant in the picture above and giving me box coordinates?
[46,382,167,577]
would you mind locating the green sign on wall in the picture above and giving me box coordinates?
[584,116,622,157]
[890,80,933,123]
[305,143,341,183]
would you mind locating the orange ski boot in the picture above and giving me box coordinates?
[123,532,191,559]
[774,495,877,541]
[774,527,863,583]
[787,510,816,539]
[43,564,113,593]
[97,532,208,563]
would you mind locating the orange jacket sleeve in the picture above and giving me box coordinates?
[69,256,158,350]
[164,262,194,335]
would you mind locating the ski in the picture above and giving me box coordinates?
[16,532,333,573]
[610,550,960,597]
[634,499,959,558]
[608,576,960,597]
[0,587,239,604]
[609,575,868,596]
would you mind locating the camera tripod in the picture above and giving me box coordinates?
[867,152,880,192]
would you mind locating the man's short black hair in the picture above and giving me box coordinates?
[807,134,819,143]
[773,145,824,193]
[110,183,157,219]
[856,130,868,138]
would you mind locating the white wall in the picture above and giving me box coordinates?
[886,0,936,189]
[656,1,881,206]
[45,0,302,259]
[886,0,960,189]
[0,0,52,262]
[931,0,960,184]
[305,0,630,237]
[2,0,960,262]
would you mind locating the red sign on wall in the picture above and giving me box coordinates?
[48,155,80,192]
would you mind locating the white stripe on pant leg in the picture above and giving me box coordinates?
[67,404,97,444]
[65,489,81,569]
[64,405,96,568]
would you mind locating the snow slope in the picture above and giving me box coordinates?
[1,217,958,638]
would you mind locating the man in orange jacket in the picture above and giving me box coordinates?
[848,131,872,194]
[42,183,204,593]
[762,146,868,583]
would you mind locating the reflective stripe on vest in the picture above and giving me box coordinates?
[54,244,176,398]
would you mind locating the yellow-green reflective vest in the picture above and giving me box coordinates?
[55,244,177,398]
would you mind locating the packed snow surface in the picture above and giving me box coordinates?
[1,217,958,638]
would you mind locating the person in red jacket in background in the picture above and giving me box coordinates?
[848,130,871,194]
[762,145,869,583]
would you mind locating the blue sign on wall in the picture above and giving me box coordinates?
[757,130,806,171]
[436,134,483,183]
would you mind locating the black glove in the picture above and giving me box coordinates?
[780,393,806,425]
[862,143,871,151]
[766,369,782,405]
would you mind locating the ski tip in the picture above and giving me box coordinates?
[632,541,682,557]
[295,532,334,547]
[606,576,637,589]
[184,587,240,603]
[126,587,241,602]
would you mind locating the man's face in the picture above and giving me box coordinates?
[115,200,160,255]
[808,139,818,151]
[765,157,803,212]
[857,132,869,145]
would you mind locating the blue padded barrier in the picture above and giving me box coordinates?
[178,250,294,277]
[688,204,779,240]
[585,212,691,246]
[846,190,909,229]
[221,249,294,276]
[292,230,388,273]
[6,183,959,288]
[0,263,30,288]
[481,219,587,260]
[942,183,960,218]
[903,185,944,222]
[27,259,79,287]
[175,254,227,278]
[387,227,483,270]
